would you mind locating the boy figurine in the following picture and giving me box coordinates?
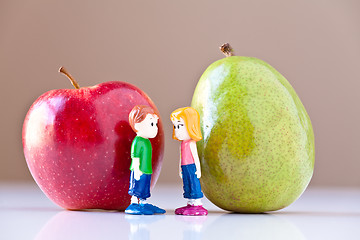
[125,105,166,215]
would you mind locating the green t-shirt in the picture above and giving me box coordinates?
[130,136,153,174]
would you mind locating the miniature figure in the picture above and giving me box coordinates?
[170,107,208,216]
[125,105,166,215]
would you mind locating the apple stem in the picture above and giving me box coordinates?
[59,67,81,89]
[220,43,234,57]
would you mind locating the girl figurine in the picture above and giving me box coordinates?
[170,107,208,216]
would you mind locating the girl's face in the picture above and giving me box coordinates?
[172,118,191,141]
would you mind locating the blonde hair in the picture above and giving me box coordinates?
[170,107,202,141]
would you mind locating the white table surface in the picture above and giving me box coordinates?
[1,183,359,240]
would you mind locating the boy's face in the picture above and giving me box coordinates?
[134,114,159,139]
[172,118,191,141]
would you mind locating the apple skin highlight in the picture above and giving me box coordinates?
[23,81,164,210]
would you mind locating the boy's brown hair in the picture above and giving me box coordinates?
[129,105,158,132]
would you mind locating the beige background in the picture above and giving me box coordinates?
[1,0,359,186]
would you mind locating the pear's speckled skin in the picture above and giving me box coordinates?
[191,56,315,213]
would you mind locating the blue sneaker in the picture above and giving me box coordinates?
[142,203,166,214]
[125,203,154,215]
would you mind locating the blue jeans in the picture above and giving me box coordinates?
[182,164,204,199]
[128,171,151,200]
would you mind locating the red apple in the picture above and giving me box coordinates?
[22,67,164,210]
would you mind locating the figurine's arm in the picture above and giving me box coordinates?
[190,141,201,178]
[179,145,182,179]
[132,157,142,180]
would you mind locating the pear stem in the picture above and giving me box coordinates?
[59,66,80,89]
[220,43,234,57]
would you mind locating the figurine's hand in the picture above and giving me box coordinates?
[134,169,143,181]
[179,171,183,179]
[195,170,201,179]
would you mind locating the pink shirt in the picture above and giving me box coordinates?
[181,140,195,166]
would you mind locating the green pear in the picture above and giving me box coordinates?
[191,43,315,213]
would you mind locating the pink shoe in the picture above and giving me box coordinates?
[175,204,192,215]
[182,205,208,216]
